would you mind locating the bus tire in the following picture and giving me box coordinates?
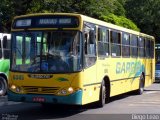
[105,83,110,104]
[136,74,145,95]
[0,76,7,96]
[98,80,106,107]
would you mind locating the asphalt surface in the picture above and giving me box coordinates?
[0,83,160,120]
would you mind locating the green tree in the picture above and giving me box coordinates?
[100,14,140,31]
[125,0,160,41]
[0,0,13,32]
[0,0,136,33]
[0,0,34,32]
[30,0,126,18]
[113,0,125,16]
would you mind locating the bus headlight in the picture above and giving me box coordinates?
[10,84,22,93]
[68,87,74,93]
[11,85,16,90]
[57,87,75,95]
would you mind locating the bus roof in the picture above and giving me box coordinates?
[80,14,154,39]
[13,13,154,39]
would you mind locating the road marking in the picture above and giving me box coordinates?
[128,100,160,107]
[134,101,160,104]
[0,101,21,106]
[144,91,158,94]
[129,104,160,107]
[141,99,160,102]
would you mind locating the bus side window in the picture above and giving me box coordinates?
[122,32,130,57]
[3,36,7,48]
[111,31,121,57]
[83,23,96,68]
[130,35,138,58]
[145,38,150,58]
[84,30,96,55]
[98,27,109,57]
[88,30,96,55]
[138,37,145,58]
[84,33,88,54]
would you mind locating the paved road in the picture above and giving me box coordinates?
[0,83,160,120]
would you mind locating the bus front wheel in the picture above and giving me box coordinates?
[0,76,7,96]
[98,80,106,107]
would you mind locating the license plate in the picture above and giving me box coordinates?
[32,97,45,102]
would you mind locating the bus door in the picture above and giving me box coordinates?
[83,22,97,87]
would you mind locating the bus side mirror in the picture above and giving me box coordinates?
[3,36,7,48]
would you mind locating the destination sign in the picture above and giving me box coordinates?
[39,19,57,25]
[13,15,79,29]
[16,19,31,27]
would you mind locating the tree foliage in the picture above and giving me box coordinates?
[28,0,126,18]
[0,0,33,32]
[100,14,140,31]
[0,0,138,33]
[125,0,160,41]
[0,0,13,32]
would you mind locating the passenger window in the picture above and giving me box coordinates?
[84,22,96,68]
[110,31,121,57]
[138,37,145,58]
[98,27,109,57]
[122,32,130,57]
[130,35,138,58]
[145,38,150,58]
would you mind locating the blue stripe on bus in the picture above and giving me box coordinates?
[8,90,82,105]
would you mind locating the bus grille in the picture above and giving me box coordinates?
[22,86,60,94]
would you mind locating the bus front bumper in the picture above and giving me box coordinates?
[8,90,82,105]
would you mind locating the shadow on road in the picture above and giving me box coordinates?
[0,103,87,120]
[0,92,148,120]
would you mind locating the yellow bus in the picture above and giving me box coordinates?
[8,13,155,107]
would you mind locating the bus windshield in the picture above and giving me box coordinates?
[11,31,82,73]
